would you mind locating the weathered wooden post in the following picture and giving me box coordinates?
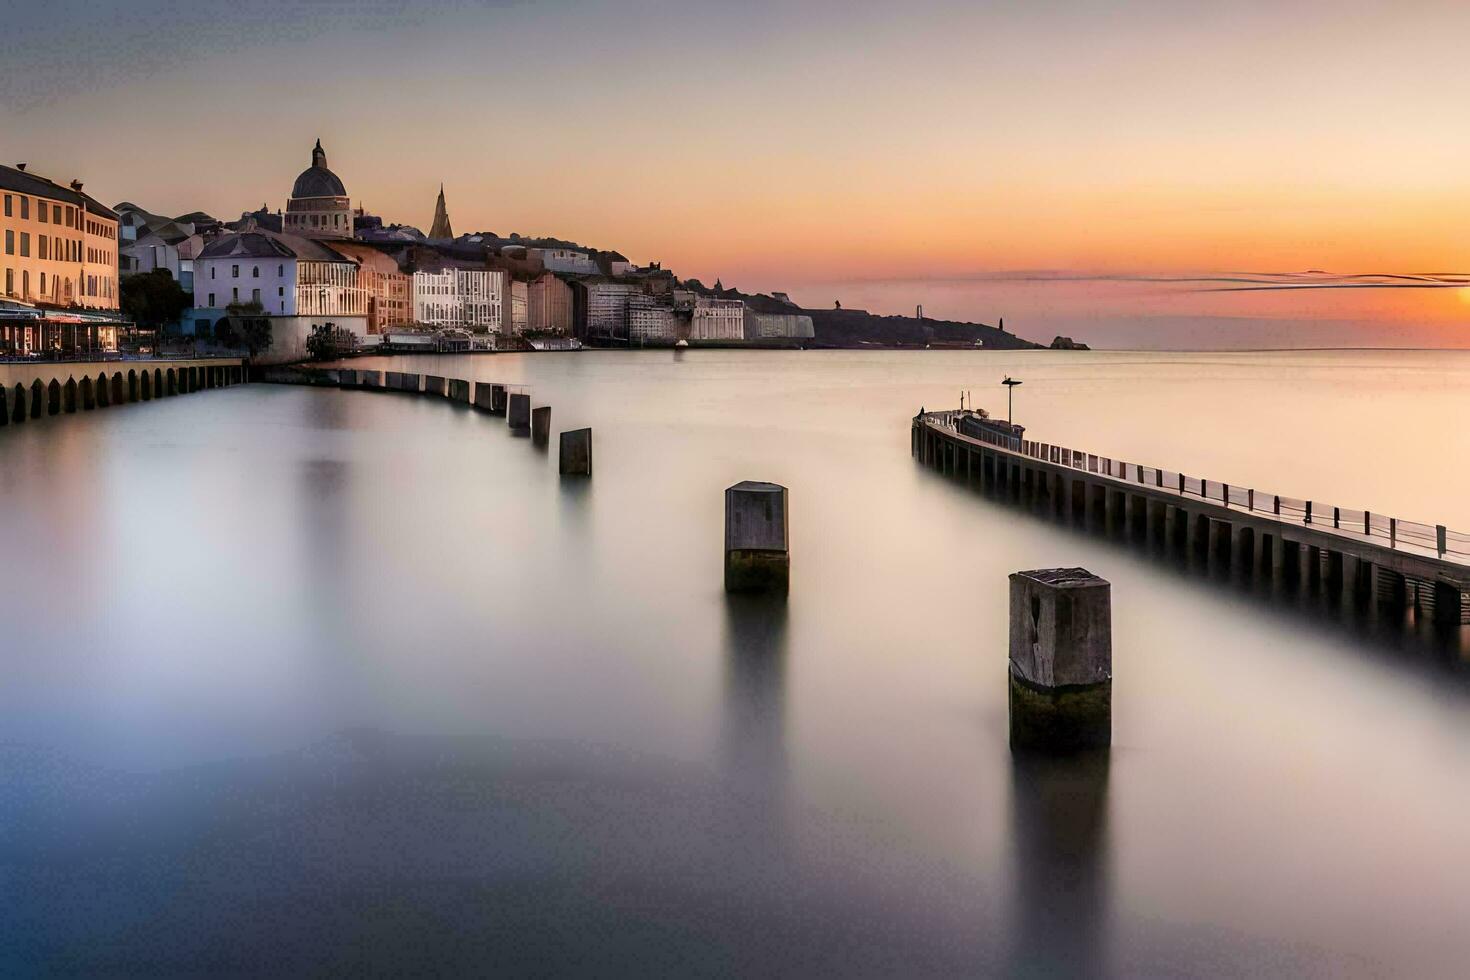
[473,382,495,411]
[724,481,790,595]
[531,406,551,445]
[1008,568,1112,752]
[447,378,471,403]
[507,392,531,428]
[491,384,507,415]
[559,428,593,476]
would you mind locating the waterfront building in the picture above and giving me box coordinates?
[689,295,745,341]
[412,267,503,332]
[328,241,413,333]
[284,140,353,239]
[428,185,454,241]
[1,163,119,311]
[628,293,677,343]
[526,271,573,333]
[509,279,528,334]
[193,228,367,319]
[572,280,642,340]
[744,310,815,341]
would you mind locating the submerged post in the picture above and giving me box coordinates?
[724,481,790,595]
[531,406,551,445]
[1008,567,1112,752]
[559,427,593,476]
[507,392,531,428]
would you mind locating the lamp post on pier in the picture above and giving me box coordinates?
[1002,376,1022,425]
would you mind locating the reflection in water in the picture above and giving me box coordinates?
[720,595,788,783]
[1008,752,1112,977]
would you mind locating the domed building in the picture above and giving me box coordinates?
[284,139,352,239]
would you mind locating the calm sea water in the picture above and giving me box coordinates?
[3,349,1469,975]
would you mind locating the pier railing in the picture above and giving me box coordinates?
[928,411,1470,563]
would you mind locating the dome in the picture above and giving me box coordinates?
[290,139,346,199]
[292,166,346,199]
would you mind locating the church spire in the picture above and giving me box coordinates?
[312,138,327,169]
[429,183,454,241]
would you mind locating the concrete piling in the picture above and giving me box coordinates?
[507,392,531,428]
[531,406,551,445]
[473,382,496,411]
[559,427,593,476]
[425,375,447,397]
[724,481,790,595]
[448,378,471,403]
[491,384,507,414]
[1008,567,1112,752]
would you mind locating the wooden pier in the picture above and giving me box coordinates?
[913,409,1470,627]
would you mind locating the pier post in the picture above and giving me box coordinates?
[447,378,471,403]
[1432,582,1463,628]
[490,384,506,415]
[1008,567,1112,752]
[724,481,790,596]
[425,375,447,397]
[507,392,531,428]
[531,406,551,445]
[559,428,593,476]
[473,382,496,411]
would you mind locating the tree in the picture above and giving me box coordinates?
[120,270,190,333]
[239,319,272,359]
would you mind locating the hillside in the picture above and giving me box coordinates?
[802,309,1043,350]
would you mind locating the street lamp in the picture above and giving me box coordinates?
[1002,376,1022,425]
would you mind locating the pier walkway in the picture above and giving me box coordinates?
[913,409,1470,626]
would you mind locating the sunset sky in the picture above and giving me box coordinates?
[4,0,1468,324]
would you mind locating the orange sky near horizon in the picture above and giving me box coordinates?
[3,0,1467,304]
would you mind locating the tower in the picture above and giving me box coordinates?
[429,184,454,241]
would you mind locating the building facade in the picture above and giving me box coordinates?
[412,268,503,332]
[689,295,745,341]
[509,278,528,334]
[284,140,353,239]
[531,247,599,275]
[526,271,573,333]
[328,241,413,333]
[193,230,366,320]
[744,310,815,340]
[1,164,119,311]
[578,281,642,340]
[627,293,677,343]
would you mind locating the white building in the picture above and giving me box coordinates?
[690,296,745,341]
[413,268,504,332]
[194,229,366,318]
[531,247,598,275]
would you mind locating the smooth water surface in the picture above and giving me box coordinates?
[3,349,1469,975]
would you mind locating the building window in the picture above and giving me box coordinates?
[252,288,260,303]
[232,264,239,278]
[3,268,10,295]
[232,287,238,301]
[2,194,9,217]
[19,197,28,219]
[4,230,11,255]
[278,286,284,296]
[252,266,259,278]
[23,271,29,296]
[38,202,47,223]
[211,267,216,279]
[38,237,47,260]
[52,204,60,223]
[208,292,215,307]
[40,272,46,295]
[19,233,28,257]
[278,264,283,276]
